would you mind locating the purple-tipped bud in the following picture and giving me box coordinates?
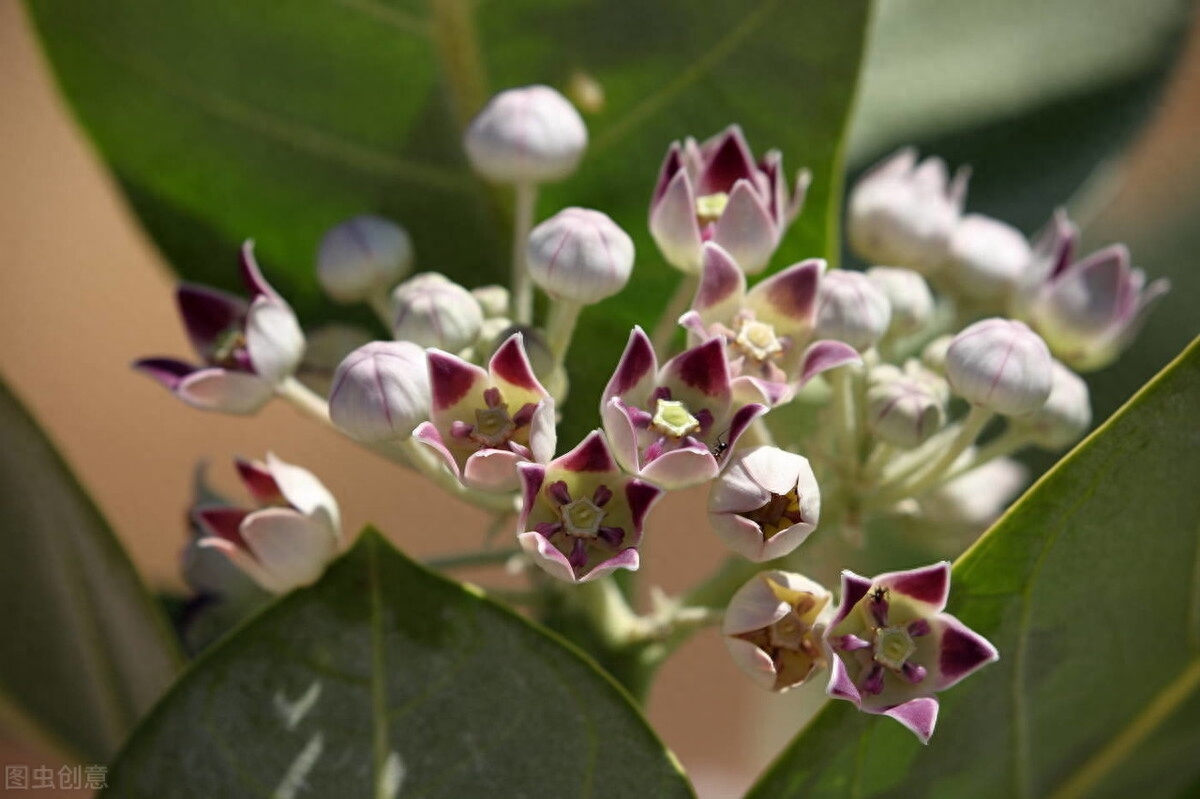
[1015,360,1091,450]
[328,342,430,442]
[944,214,1031,307]
[391,273,483,352]
[316,215,413,303]
[814,271,892,352]
[867,363,947,449]
[945,318,1052,416]
[866,267,934,338]
[848,149,968,272]
[464,85,587,184]
[526,208,635,304]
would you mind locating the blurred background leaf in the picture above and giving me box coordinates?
[104,529,695,798]
[745,337,1200,798]
[0,378,183,763]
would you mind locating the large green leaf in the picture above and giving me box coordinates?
[746,335,1200,798]
[0,379,183,762]
[103,529,694,798]
[24,0,871,443]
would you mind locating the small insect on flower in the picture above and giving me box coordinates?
[709,430,730,458]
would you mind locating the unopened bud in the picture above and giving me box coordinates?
[945,318,1052,416]
[471,285,510,318]
[526,208,635,305]
[944,215,1031,307]
[814,270,892,352]
[316,216,413,303]
[921,335,953,375]
[464,85,587,184]
[866,363,947,448]
[866,267,934,338]
[1014,360,1091,450]
[328,342,430,442]
[391,273,483,352]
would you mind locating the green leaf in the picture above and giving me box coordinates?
[0,379,183,762]
[24,0,872,443]
[103,530,695,798]
[746,335,1200,798]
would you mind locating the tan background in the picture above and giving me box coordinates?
[2,1,1199,796]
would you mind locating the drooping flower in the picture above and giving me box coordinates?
[1015,211,1170,372]
[135,242,305,415]
[678,243,860,406]
[414,333,556,492]
[825,562,998,743]
[723,571,833,692]
[192,454,342,594]
[708,447,821,562]
[517,430,663,583]
[649,126,810,275]
[601,327,767,489]
[847,148,969,272]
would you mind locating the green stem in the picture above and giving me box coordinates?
[546,298,583,362]
[650,272,698,357]
[367,287,394,331]
[875,405,993,506]
[511,182,538,325]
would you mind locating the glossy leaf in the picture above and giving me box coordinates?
[24,0,872,443]
[103,529,695,798]
[747,335,1200,798]
[0,379,183,762]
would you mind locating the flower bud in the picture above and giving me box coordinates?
[945,318,1052,416]
[464,85,587,184]
[471,285,510,318]
[920,457,1027,527]
[708,447,821,562]
[866,267,934,338]
[847,149,968,272]
[814,270,892,352]
[391,273,483,352]
[1014,360,1091,450]
[723,570,832,692]
[921,335,953,375]
[943,214,1031,307]
[526,208,635,305]
[866,363,947,448]
[328,341,430,441]
[316,216,413,303]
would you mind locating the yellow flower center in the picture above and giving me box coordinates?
[734,318,784,363]
[651,398,701,438]
[874,625,917,670]
[562,498,605,537]
[696,192,729,226]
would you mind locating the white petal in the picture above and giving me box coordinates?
[245,297,305,383]
[239,509,338,591]
[266,452,341,537]
[178,368,275,415]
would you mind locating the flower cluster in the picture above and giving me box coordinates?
[137,84,1168,743]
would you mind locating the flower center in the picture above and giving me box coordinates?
[695,192,729,226]
[734,318,784,363]
[562,498,605,538]
[209,327,249,369]
[470,403,517,447]
[651,398,700,438]
[742,490,806,539]
[873,626,917,670]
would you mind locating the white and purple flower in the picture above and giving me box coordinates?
[192,454,341,594]
[825,562,998,743]
[601,327,767,489]
[414,333,556,493]
[517,430,663,583]
[649,126,809,275]
[708,447,821,562]
[136,242,305,415]
[678,243,860,406]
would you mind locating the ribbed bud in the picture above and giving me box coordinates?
[471,285,510,318]
[814,270,892,352]
[866,267,934,338]
[945,318,1052,416]
[866,363,947,448]
[328,342,430,442]
[316,216,413,303]
[464,85,587,184]
[391,273,483,352]
[1015,360,1091,450]
[526,208,635,304]
[944,215,1031,307]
